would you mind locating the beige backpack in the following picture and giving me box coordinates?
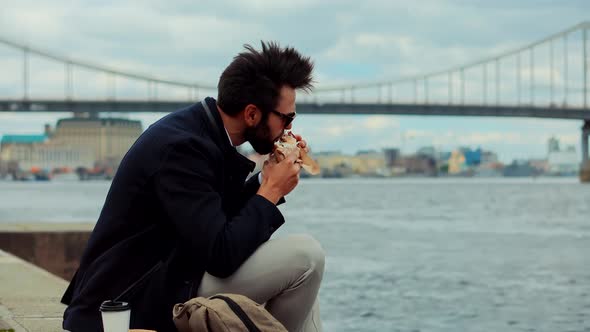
[172,294,287,332]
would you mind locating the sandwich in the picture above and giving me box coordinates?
[272,132,320,175]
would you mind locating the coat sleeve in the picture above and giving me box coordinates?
[241,172,286,206]
[154,141,285,278]
[242,173,262,199]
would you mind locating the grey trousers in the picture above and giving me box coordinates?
[197,234,325,332]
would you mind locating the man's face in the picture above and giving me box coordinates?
[246,86,296,155]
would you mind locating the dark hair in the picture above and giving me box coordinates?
[217,41,314,116]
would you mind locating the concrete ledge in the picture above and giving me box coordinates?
[0,250,68,332]
[581,161,590,183]
[0,223,93,280]
[0,223,94,233]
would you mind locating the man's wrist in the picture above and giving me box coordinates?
[256,186,281,205]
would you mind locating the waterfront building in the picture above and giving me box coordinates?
[1,116,142,173]
[448,150,466,174]
[546,137,579,175]
[547,148,579,175]
[0,134,94,171]
[50,117,143,167]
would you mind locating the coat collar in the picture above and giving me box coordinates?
[202,97,256,173]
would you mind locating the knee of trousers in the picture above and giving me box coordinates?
[285,234,325,280]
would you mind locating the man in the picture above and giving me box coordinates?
[61,42,325,332]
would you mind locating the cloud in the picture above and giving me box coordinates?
[324,125,350,137]
[363,116,399,130]
[403,129,433,139]
[1,0,589,161]
[322,34,416,62]
[559,133,579,146]
[2,1,588,91]
[229,0,321,14]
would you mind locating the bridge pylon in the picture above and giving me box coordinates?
[581,119,590,183]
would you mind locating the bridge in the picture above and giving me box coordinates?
[0,22,589,168]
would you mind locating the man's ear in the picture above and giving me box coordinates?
[243,104,260,126]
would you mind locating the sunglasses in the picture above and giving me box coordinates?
[269,109,296,128]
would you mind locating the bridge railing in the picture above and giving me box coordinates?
[306,21,590,109]
[0,22,588,110]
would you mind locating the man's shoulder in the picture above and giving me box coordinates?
[118,102,222,173]
[136,103,218,153]
[145,126,223,169]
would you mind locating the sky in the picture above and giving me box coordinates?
[0,0,589,162]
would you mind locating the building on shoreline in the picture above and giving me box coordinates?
[546,137,579,176]
[1,134,94,173]
[51,117,143,167]
[0,117,142,177]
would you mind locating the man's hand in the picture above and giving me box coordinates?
[293,133,310,153]
[257,149,301,205]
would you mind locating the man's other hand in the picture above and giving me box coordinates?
[257,151,301,204]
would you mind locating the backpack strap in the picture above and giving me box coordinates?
[211,295,262,332]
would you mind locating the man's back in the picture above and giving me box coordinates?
[62,101,221,331]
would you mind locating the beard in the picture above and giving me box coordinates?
[244,120,278,155]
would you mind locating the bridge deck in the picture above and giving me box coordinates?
[1,100,589,120]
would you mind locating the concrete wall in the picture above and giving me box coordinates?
[581,160,590,182]
[0,224,93,281]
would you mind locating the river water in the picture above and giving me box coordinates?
[1,178,589,332]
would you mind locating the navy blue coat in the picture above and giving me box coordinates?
[61,97,285,332]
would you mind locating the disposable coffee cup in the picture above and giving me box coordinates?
[99,300,130,332]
